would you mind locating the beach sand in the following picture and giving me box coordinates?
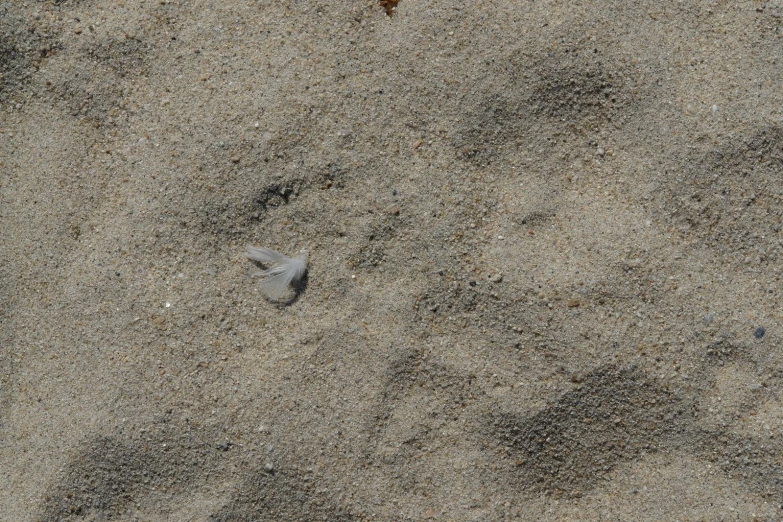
[2,0,783,519]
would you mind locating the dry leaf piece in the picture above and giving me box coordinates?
[380,0,399,17]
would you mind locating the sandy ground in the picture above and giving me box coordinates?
[2,0,783,520]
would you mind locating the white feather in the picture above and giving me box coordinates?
[246,246,308,300]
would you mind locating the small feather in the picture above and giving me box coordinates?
[261,268,297,300]
[246,245,308,300]
[246,246,288,264]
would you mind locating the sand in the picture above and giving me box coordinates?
[2,0,783,520]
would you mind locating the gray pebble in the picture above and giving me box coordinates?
[754,327,766,339]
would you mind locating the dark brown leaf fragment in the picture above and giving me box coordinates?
[380,0,399,17]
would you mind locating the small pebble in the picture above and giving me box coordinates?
[489,273,503,283]
[703,313,714,325]
[754,327,766,339]
[264,462,275,473]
